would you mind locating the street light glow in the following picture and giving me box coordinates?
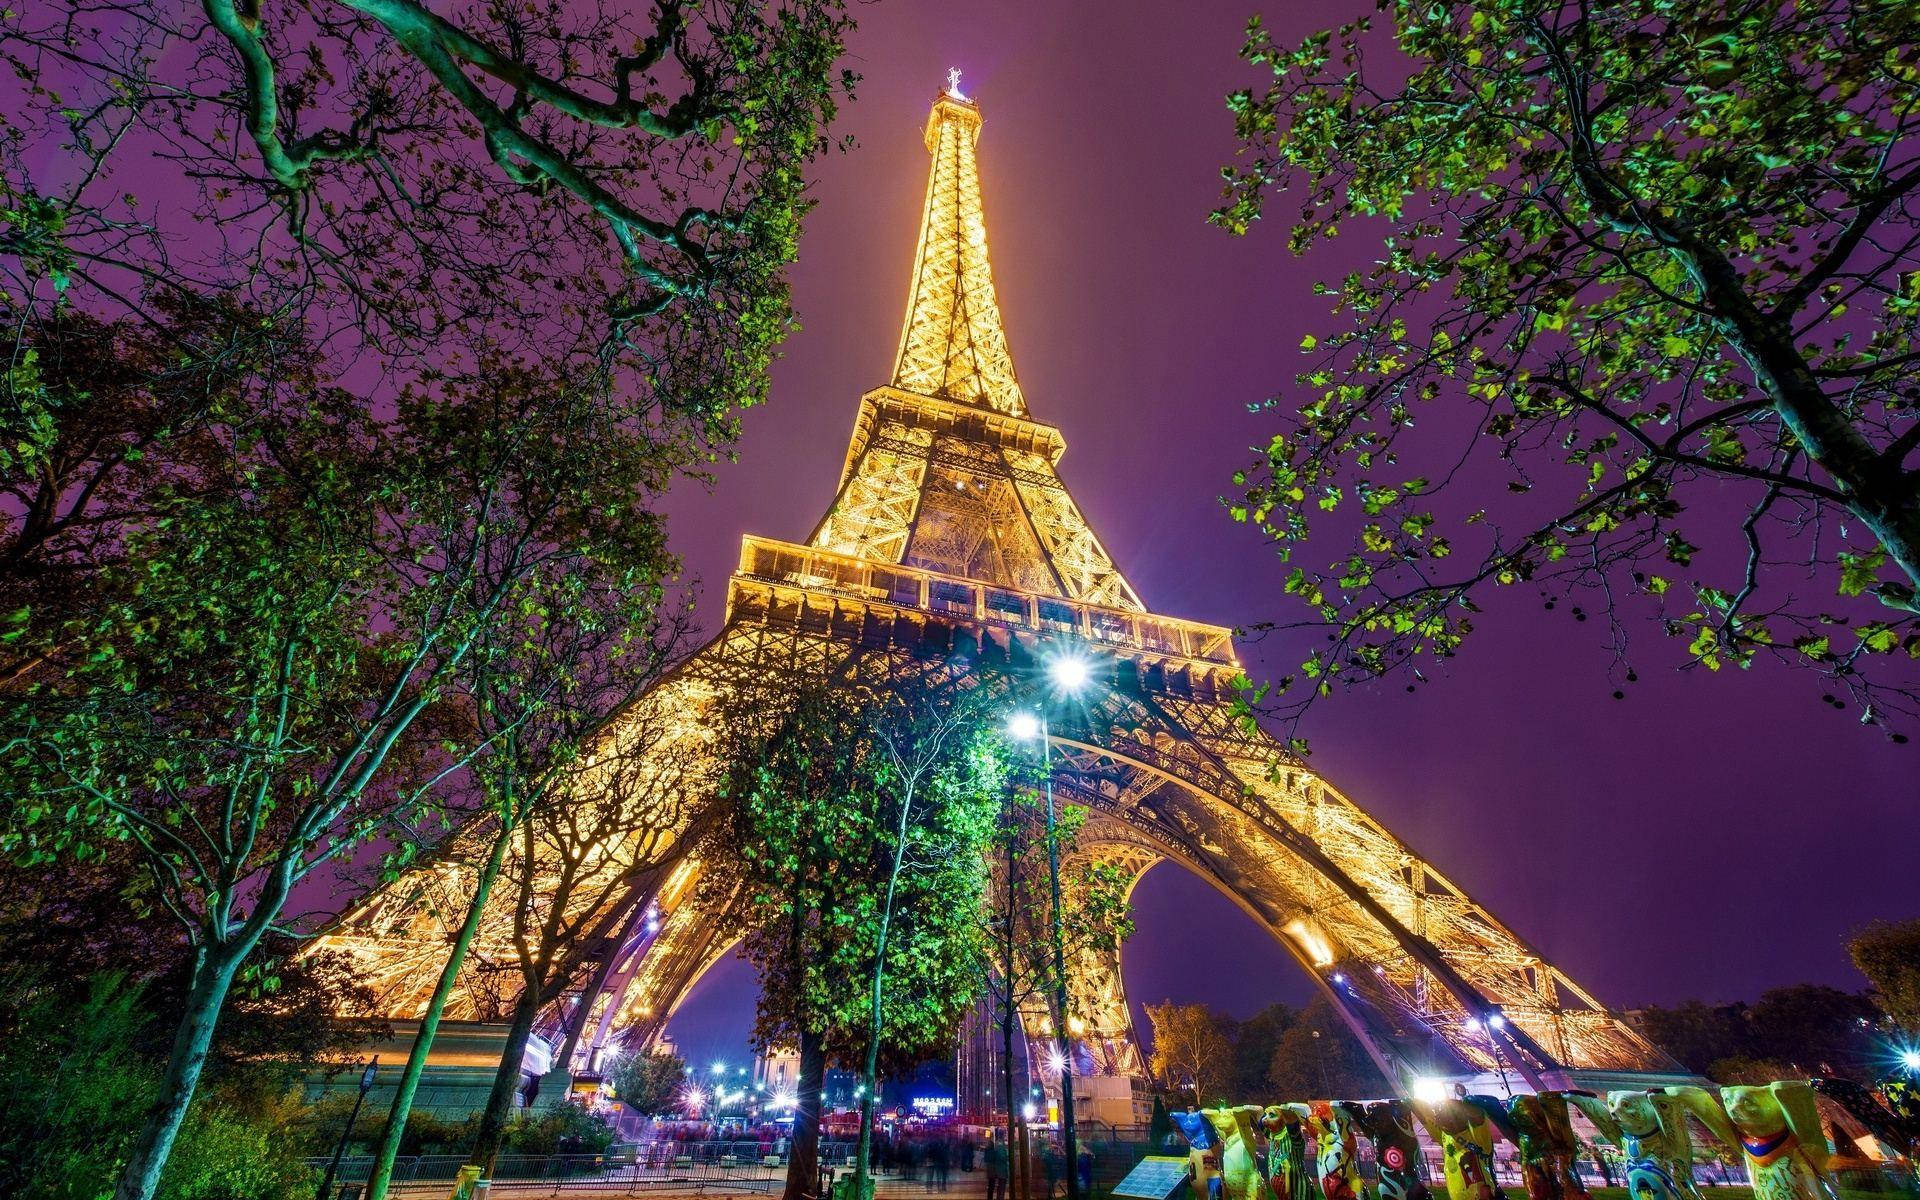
[1901,1049,1920,1071]
[1488,1013,1508,1030]
[712,1060,727,1074]
[1007,711,1043,741]
[1047,1046,1068,1073]
[1412,1077,1446,1104]
[1048,654,1091,693]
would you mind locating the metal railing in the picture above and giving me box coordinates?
[732,536,1238,667]
[308,1142,877,1195]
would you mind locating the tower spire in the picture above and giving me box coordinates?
[891,76,1027,416]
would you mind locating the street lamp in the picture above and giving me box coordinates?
[317,1057,379,1200]
[1005,650,1094,1200]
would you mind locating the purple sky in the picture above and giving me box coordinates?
[659,0,1913,1069]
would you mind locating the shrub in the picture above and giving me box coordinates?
[0,972,317,1200]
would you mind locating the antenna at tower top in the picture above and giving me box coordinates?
[946,67,966,100]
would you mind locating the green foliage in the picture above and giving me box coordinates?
[607,1049,690,1115]
[1231,1003,1301,1096]
[1263,996,1380,1099]
[0,972,313,1200]
[1218,0,1920,737]
[1850,918,1920,1034]
[496,1105,618,1156]
[719,678,1001,1062]
[986,794,1136,1035]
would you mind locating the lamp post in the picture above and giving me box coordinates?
[317,1057,380,1200]
[1007,651,1093,1200]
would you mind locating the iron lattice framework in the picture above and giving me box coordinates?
[310,85,1676,1089]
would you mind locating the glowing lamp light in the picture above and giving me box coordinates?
[1047,1047,1068,1073]
[1901,1049,1920,1071]
[1022,1102,1038,1121]
[1007,711,1043,741]
[1464,1016,1483,1031]
[1048,654,1092,693]
[712,1060,727,1074]
[1412,1077,1446,1105]
[1331,972,1347,985]
[1488,1013,1508,1030]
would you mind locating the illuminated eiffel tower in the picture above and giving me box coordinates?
[313,79,1678,1101]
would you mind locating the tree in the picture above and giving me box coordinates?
[1747,984,1881,1077]
[4,1,852,402]
[6,4,854,1195]
[459,698,712,1175]
[1851,918,1920,1034]
[715,677,1000,1200]
[1264,996,1379,1100]
[1146,1002,1236,1105]
[1217,0,1920,740]
[361,559,693,1200]
[1632,984,1881,1081]
[980,798,1134,1163]
[608,1050,689,1117]
[1,339,697,1200]
[1632,1000,1754,1077]
[1231,1003,1301,1097]
[847,681,1002,1200]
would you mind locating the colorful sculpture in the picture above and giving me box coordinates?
[1259,1105,1319,1200]
[1506,1093,1592,1200]
[1345,1100,1431,1200]
[1306,1101,1368,1200]
[1207,1106,1273,1200]
[1172,1104,1226,1200]
[1416,1097,1506,1200]
[1567,1088,1706,1200]
[1676,1083,1838,1200]
[1812,1076,1920,1160]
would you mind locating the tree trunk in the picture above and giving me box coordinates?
[783,1026,828,1200]
[466,980,543,1174]
[1003,822,1020,1200]
[112,938,249,1200]
[368,821,512,1200]
[854,787,914,1200]
[553,899,649,1076]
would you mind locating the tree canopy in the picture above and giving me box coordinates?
[1218,0,1920,740]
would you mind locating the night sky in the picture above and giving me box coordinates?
[658,0,1913,1071]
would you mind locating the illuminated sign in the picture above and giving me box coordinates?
[910,1096,955,1116]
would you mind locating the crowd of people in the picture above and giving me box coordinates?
[873,1128,1095,1198]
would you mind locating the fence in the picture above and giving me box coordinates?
[308,1141,873,1195]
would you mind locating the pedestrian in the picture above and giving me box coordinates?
[1077,1142,1093,1199]
[986,1133,1009,1200]
[962,1134,977,1173]
[931,1136,951,1192]
[1042,1140,1064,1200]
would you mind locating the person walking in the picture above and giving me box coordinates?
[1041,1140,1064,1200]
[986,1133,1009,1200]
[930,1136,951,1192]
[1076,1143,1093,1200]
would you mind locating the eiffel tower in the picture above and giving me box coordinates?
[313,80,1680,1100]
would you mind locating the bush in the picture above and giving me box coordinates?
[160,1100,315,1200]
[499,1104,617,1156]
[0,972,316,1200]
